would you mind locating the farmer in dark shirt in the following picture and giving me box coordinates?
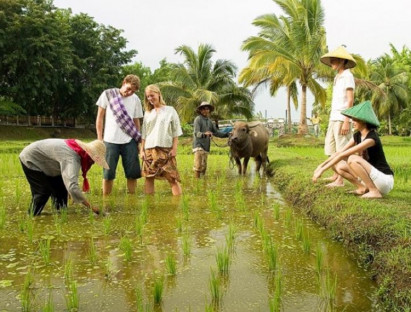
[192,102,229,178]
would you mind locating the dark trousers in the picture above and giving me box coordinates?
[21,162,68,216]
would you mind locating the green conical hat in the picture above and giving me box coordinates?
[320,46,356,69]
[341,101,380,127]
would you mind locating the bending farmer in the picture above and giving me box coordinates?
[19,139,109,215]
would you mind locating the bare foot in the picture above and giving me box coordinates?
[323,176,337,182]
[361,191,382,199]
[347,188,369,195]
[325,181,344,188]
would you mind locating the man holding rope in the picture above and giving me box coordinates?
[192,102,230,178]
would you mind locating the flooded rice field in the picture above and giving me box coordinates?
[0,152,376,311]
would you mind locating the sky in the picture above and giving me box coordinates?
[54,0,411,120]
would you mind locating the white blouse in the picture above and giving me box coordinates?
[142,106,183,149]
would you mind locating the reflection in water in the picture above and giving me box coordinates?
[0,155,376,311]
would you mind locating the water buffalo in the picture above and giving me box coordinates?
[228,121,269,175]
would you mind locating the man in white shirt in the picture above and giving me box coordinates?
[320,46,356,187]
[96,75,144,195]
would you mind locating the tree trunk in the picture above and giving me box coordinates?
[287,87,292,133]
[388,113,392,135]
[298,85,308,134]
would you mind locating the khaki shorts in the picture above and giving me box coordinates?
[193,149,209,173]
[324,121,352,156]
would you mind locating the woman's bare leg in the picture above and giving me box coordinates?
[347,155,382,198]
[169,180,182,196]
[144,177,155,194]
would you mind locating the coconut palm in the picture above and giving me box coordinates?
[159,44,253,124]
[239,63,298,133]
[370,54,409,135]
[241,0,327,134]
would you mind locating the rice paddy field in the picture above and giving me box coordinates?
[0,134,409,311]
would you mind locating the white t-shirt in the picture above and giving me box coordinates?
[96,89,144,144]
[142,106,183,149]
[330,69,355,121]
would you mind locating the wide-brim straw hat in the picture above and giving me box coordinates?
[196,102,214,114]
[341,101,380,127]
[75,139,109,169]
[320,46,356,69]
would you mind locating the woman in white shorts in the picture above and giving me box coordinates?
[312,100,394,199]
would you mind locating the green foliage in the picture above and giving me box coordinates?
[0,0,136,122]
[159,44,253,123]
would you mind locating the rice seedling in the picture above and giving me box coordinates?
[152,276,164,305]
[295,219,304,241]
[176,217,183,234]
[88,238,98,265]
[315,245,324,280]
[64,258,73,282]
[18,215,25,233]
[38,238,51,265]
[103,215,112,235]
[59,208,69,224]
[182,233,191,257]
[104,257,113,280]
[0,202,6,229]
[165,253,177,276]
[65,280,79,311]
[20,268,33,312]
[140,198,149,224]
[135,215,144,244]
[209,269,222,306]
[42,292,54,312]
[207,190,222,219]
[265,239,278,272]
[234,190,246,211]
[119,236,133,261]
[260,193,266,205]
[254,212,264,234]
[269,268,282,312]
[15,178,22,205]
[225,223,237,253]
[284,209,292,228]
[319,269,337,311]
[273,203,280,221]
[25,216,34,243]
[134,286,145,311]
[302,231,311,254]
[215,246,230,275]
[180,194,190,221]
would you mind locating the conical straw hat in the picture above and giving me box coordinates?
[320,46,356,69]
[75,140,109,169]
[341,101,380,127]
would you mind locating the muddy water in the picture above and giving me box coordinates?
[0,154,376,311]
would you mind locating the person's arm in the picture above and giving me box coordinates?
[61,161,100,214]
[312,138,375,182]
[133,118,140,132]
[139,139,145,159]
[170,137,178,157]
[341,88,354,135]
[96,107,106,141]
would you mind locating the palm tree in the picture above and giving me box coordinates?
[159,44,253,124]
[239,63,298,133]
[241,0,327,134]
[370,54,409,135]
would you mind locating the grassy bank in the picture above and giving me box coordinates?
[270,135,411,310]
